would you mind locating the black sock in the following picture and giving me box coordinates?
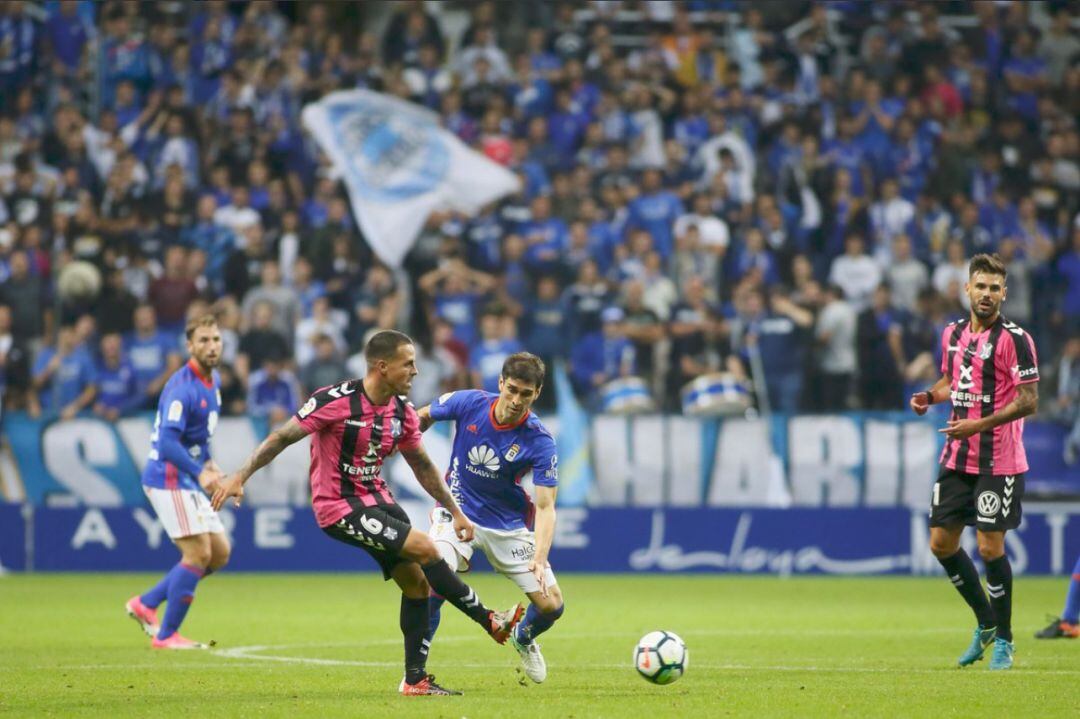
[984,555,1013,642]
[400,595,429,684]
[938,549,996,628]
[421,559,490,628]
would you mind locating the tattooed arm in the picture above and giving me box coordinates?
[940,383,1039,440]
[401,442,474,541]
[416,404,436,433]
[211,417,309,509]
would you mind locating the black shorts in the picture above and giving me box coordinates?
[323,503,413,580]
[929,467,1024,532]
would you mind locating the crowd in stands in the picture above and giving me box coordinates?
[0,0,1077,460]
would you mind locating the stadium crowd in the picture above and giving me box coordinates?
[0,0,1078,461]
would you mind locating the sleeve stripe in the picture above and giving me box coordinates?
[1010,328,1036,371]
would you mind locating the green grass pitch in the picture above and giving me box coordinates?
[1,573,1076,717]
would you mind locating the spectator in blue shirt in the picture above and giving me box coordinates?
[628,169,685,259]
[44,1,91,77]
[32,325,96,419]
[732,285,814,413]
[520,195,569,272]
[523,275,568,364]
[1002,30,1046,121]
[93,332,141,421]
[419,257,497,349]
[978,188,1020,245]
[1058,227,1080,336]
[470,309,525,394]
[125,304,183,409]
[182,195,234,295]
[548,88,589,170]
[247,354,300,425]
[569,306,637,405]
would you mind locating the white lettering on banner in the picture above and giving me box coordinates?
[42,420,124,506]
[552,507,589,549]
[1046,513,1069,574]
[788,416,860,506]
[864,421,900,506]
[667,417,703,506]
[628,510,911,576]
[902,423,938,508]
[117,418,154,473]
[630,416,665,506]
[707,419,774,506]
[908,513,938,575]
[592,415,633,504]
[211,419,310,506]
[1005,531,1028,574]
[254,508,295,549]
[132,508,166,549]
[71,509,116,549]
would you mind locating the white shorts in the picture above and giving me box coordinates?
[429,508,558,594]
[144,486,225,539]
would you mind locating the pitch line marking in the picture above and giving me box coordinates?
[213,643,1080,676]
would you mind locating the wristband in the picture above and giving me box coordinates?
[923,390,935,406]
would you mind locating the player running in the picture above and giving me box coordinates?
[125,315,228,649]
[1034,552,1080,639]
[418,352,564,684]
[910,253,1039,670]
[211,330,523,696]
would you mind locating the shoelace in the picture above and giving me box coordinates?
[425,675,456,694]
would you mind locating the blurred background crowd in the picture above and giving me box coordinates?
[0,0,1077,461]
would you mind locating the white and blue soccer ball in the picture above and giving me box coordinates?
[634,630,688,685]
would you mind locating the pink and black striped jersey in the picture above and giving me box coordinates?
[294,379,422,528]
[939,316,1039,475]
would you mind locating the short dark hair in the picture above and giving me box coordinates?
[365,330,413,363]
[501,352,545,389]
[968,253,1007,280]
[185,314,218,340]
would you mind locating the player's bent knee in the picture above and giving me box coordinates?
[209,546,231,571]
[536,597,564,615]
[184,546,213,568]
[403,532,441,566]
[928,528,960,558]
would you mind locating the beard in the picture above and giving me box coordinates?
[972,300,997,319]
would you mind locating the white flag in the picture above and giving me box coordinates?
[301,90,521,268]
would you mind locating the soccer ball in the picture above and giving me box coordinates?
[634,630,688,685]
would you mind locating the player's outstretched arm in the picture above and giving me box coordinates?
[416,404,437,433]
[211,417,308,510]
[401,444,474,541]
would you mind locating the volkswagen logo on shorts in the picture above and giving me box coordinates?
[977,491,1001,516]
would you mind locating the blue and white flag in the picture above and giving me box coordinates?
[302,90,521,268]
[553,362,594,506]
